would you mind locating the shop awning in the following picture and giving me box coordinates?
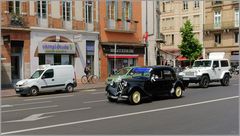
[176,56,188,61]
[107,54,139,59]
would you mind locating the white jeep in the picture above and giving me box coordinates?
[179,59,231,88]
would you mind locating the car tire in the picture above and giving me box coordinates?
[199,75,209,88]
[173,86,183,98]
[221,74,230,86]
[66,84,74,93]
[129,90,141,105]
[30,87,39,96]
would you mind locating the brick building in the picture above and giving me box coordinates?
[98,0,144,80]
[1,0,99,87]
[204,0,239,66]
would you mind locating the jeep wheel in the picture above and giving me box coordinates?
[129,90,141,105]
[173,86,183,98]
[199,75,209,88]
[221,74,230,86]
[30,87,39,96]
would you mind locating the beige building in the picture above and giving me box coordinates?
[204,0,239,66]
[160,0,204,66]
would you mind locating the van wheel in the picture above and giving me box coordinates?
[66,84,74,93]
[129,90,141,105]
[30,87,38,96]
[199,75,209,88]
[221,74,230,86]
[173,86,183,98]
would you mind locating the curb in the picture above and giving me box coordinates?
[1,86,106,98]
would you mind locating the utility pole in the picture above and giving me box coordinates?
[145,0,148,66]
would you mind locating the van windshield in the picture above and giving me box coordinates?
[30,70,44,79]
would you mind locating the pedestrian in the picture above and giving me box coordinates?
[84,65,91,76]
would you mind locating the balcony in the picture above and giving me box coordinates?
[204,21,239,31]
[104,17,138,33]
[1,14,29,28]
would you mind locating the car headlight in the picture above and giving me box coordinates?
[121,80,128,87]
[110,81,116,87]
[22,81,28,86]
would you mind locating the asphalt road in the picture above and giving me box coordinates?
[1,77,239,135]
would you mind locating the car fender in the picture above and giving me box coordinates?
[65,80,74,87]
[128,86,148,96]
[172,80,185,92]
[220,71,230,79]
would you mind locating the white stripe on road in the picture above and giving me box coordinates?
[91,92,106,95]
[2,105,58,113]
[24,95,73,101]
[83,99,107,104]
[83,89,97,92]
[2,101,52,108]
[2,96,239,135]
[39,107,91,115]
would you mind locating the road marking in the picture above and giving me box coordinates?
[83,89,97,92]
[83,99,107,104]
[2,101,52,108]
[2,105,58,113]
[2,96,239,135]
[91,92,106,95]
[3,107,91,123]
[24,95,73,101]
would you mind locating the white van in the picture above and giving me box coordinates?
[15,65,77,96]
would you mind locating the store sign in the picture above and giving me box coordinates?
[38,42,75,54]
[102,45,144,54]
[231,51,239,55]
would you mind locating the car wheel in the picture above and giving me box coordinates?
[173,86,182,98]
[221,74,230,86]
[129,90,141,105]
[30,87,38,96]
[199,75,209,88]
[66,84,74,93]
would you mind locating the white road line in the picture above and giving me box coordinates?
[2,96,238,135]
[2,101,52,108]
[24,95,74,101]
[83,89,97,92]
[40,107,91,115]
[2,105,58,113]
[91,92,106,95]
[83,99,107,104]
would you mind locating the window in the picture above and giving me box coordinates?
[63,1,72,21]
[213,0,222,5]
[37,1,47,18]
[214,34,221,44]
[123,1,132,20]
[8,0,20,14]
[163,2,166,12]
[163,70,173,80]
[171,34,174,44]
[194,0,200,8]
[235,9,239,27]
[235,32,239,43]
[85,1,93,23]
[221,60,229,67]
[182,16,188,24]
[183,1,188,10]
[214,11,221,28]
[213,61,219,68]
[43,69,54,79]
[107,1,116,20]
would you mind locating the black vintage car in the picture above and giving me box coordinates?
[106,66,186,104]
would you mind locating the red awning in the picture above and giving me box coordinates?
[176,56,188,61]
[107,54,139,59]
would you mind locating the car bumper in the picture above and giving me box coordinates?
[180,76,201,83]
[105,85,128,100]
[15,87,31,94]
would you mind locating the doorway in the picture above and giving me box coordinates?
[11,41,23,84]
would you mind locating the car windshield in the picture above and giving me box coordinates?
[193,60,212,67]
[30,70,44,79]
[115,67,131,75]
[130,67,151,77]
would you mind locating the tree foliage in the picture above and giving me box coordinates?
[178,20,202,65]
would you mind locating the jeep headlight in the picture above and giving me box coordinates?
[121,80,128,87]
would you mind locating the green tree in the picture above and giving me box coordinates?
[178,20,202,66]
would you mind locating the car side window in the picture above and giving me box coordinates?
[220,60,229,67]
[163,70,173,80]
[213,61,219,68]
[42,69,54,79]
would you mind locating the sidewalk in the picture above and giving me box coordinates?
[1,81,106,98]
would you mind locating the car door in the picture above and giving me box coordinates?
[162,69,174,93]
[150,69,166,95]
[39,69,56,91]
[211,60,221,79]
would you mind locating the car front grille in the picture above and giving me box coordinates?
[118,83,124,92]
[185,72,194,76]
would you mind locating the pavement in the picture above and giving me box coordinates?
[1,81,106,98]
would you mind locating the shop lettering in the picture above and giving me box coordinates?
[42,44,70,50]
[39,42,75,54]
[110,49,134,54]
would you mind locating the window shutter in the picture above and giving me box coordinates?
[82,0,85,21]
[114,0,117,20]
[129,0,132,20]
[122,1,125,21]
[106,1,109,19]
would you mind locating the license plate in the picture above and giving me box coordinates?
[16,89,20,91]
[183,77,190,80]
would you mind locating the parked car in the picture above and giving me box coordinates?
[105,66,137,85]
[15,65,77,96]
[106,66,185,104]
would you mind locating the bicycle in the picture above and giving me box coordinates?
[81,74,98,84]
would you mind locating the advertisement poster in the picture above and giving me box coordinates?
[45,54,54,64]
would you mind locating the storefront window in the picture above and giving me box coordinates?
[39,54,73,65]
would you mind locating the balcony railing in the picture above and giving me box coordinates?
[104,17,138,33]
[204,21,239,31]
[2,13,29,28]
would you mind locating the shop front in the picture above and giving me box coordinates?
[100,44,145,79]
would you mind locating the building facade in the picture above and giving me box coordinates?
[159,0,204,66]
[204,0,239,66]
[1,0,99,87]
[99,0,144,80]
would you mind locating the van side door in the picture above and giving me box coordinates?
[40,69,56,91]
